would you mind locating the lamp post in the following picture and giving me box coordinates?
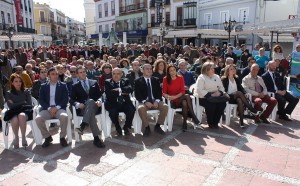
[159,0,168,45]
[223,16,236,44]
[6,24,15,49]
[32,36,35,48]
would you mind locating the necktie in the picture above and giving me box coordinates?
[147,79,153,103]
[83,80,89,94]
[272,73,278,91]
[255,78,261,93]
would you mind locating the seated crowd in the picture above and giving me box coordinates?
[0,42,299,149]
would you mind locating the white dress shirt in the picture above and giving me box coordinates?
[143,77,160,103]
[227,79,238,94]
[48,83,61,110]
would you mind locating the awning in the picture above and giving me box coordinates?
[0,34,52,42]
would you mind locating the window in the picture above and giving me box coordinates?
[105,24,109,32]
[112,23,115,29]
[1,11,5,24]
[41,25,46,35]
[166,12,170,26]
[7,13,11,23]
[204,13,212,27]
[177,7,182,26]
[220,11,229,23]
[26,18,28,28]
[104,3,108,17]
[238,7,249,24]
[111,1,115,16]
[30,19,32,28]
[98,4,102,18]
[99,25,102,32]
[126,0,133,5]
[40,11,45,22]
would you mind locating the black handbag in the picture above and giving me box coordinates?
[4,104,33,122]
[207,95,229,103]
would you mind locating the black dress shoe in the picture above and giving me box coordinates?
[60,137,68,147]
[93,139,105,148]
[193,117,200,126]
[116,127,123,136]
[239,120,245,128]
[42,136,53,148]
[260,116,270,124]
[154,125,165,135]
[279,115,292,121]
[75,122,87,135]
[143,126,151,137]
[123,127,130,135]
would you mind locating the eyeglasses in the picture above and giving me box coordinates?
[70,71,76,73]
[104,66,111,69]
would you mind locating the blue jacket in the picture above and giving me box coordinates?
[38,81,69,111]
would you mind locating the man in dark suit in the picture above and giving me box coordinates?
[125,60,142,90]
[71,44,81,58]
[35,67,69,148]
[38,46,53,62]
[105,68,136,136]
[15,47,28,67]
[241,57,256,80]
[160,41,172,56]
[64,65,78,96]
[80,46,91,59]
[183,45,200,65]
[149,43,158,58]
[90,45,100,59]
[262,61,299,121]
[224,46,238,64]
[127,44,138,58]
[113,46,126,58]
[86,61,101,80]
[71,65,105,148]
[135,64,168,136]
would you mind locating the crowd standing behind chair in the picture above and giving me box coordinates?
[0,41,299,149]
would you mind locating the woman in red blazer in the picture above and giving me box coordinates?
[162,65,200,131]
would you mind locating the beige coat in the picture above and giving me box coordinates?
[242,73,267,96]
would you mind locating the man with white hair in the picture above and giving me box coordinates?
[220,57,242,78]
[178,59,195,92]
[262,61,299,121]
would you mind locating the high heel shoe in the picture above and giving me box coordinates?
[182,122,187,132]
[22,137,28,148]
[13,137,19,149]
[193,117,200,126]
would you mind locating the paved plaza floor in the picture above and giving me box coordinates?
[0,105,300,186]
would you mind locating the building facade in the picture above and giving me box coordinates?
[51,8,67,44]
[66,17,86,46]
[147,0,198,45]
[84,0,96,38]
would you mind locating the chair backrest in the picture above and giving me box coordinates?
[31,97,38,106]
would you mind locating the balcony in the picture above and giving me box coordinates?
[39,18,48,23]
[137,2,145,9]
[0,23,9,30]
[120,6,126,13]
[17,26,36,33]
[58,22,66,27]
[128,4,136,11]
[150,0,155,7]
[184,18,196,26]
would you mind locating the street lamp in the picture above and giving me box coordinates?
[223,16,236,44]
[159,0,168,45]
[6,24,15,49]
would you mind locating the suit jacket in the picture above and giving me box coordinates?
[39,81,69,111]
[64,76,78,96]
[222,77,246,94]
[15,52,28,67]
[80,50,91,59]
[113,51,126,58]
[241,66,251,80]
[134,76,162,103]
[90,50,100,59]
[127,49,138,57]
[125,70,143,90]
[38,52,53,62]
[71,50,81,58]
[149,48,158,58]
[70,79,102,106]
[184,49,200,64]
[86,69,101,80]
[261,71,285,93]
[104,78,133,110]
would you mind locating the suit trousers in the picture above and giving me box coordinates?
[107,103,135,131]
[199,98,226,126]
[35,109,68,138]
[275,92,299,116]
[138,101,168,129]
[79,99,101,137]
[252,95,277,119]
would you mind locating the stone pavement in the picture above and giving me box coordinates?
[0,105,300,186]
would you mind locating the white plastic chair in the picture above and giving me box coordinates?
[195,97,222,127]
[246,92,277,121]
[224,103,238,126]
[1,97,39,149]
[163,95,197,131]
[33,106,73,145]
[72,105,105,142]
[134,100,168,134]
[102,94,138,138]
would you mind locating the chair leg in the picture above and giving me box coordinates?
[67,117,72,144]
[2,119,9,149]
[225,105,231,126]
[168,111,175,131]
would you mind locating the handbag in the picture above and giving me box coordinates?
[207,95,229,103]
[4,104,33,122]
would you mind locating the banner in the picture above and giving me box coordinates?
[291,51,300,76]
[289,77,300,98]
[15,0,23,25]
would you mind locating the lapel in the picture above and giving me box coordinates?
[55,82,60,102]
[46,82,50,101]
[77,80,88,96]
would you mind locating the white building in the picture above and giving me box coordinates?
[198,0,299,53]
[94,0,119,35]
[84,0,96,38]
[66,17,86,45]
